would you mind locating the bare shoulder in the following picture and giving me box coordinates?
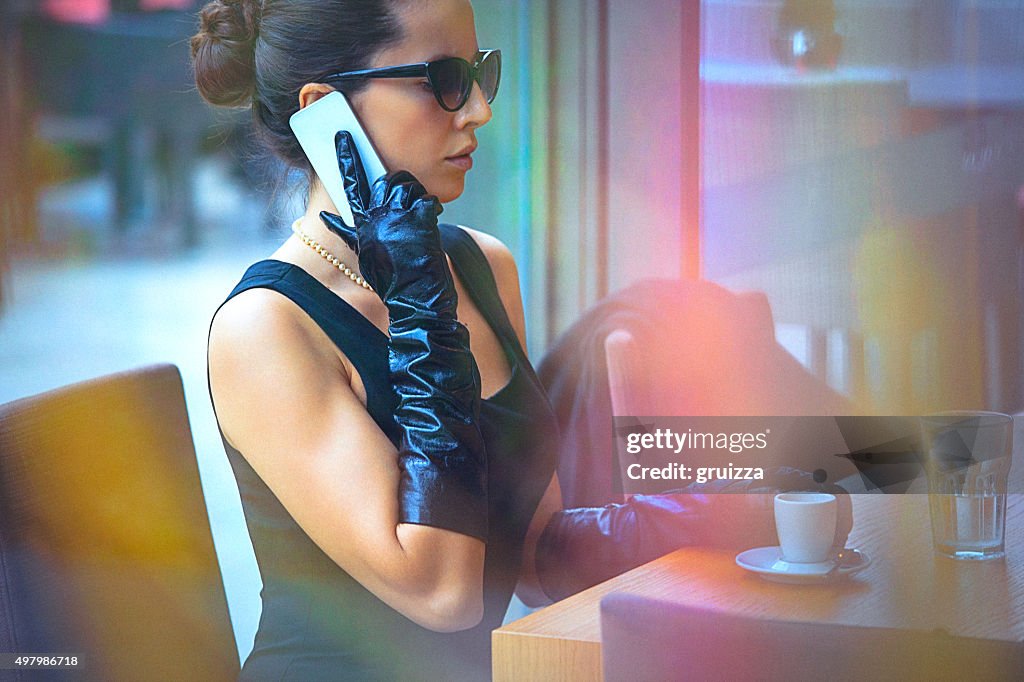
[457,226,519,291]
[208,287,348,447]
[457,225,506,254]
[209,288,331,370]
[211,286,296,336]
[456,226,527,350]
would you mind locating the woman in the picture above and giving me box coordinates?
[195,0,849,679]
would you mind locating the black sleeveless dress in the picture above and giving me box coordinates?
[210,224,559,681]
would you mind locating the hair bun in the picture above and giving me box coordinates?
[191,0,262,107]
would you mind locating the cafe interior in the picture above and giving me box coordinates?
[1,0,1023,679]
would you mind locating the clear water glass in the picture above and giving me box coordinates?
[921,412,1013,560]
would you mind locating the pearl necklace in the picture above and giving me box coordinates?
[291,219,373,292]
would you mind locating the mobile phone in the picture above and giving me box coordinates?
[289,91,387,227]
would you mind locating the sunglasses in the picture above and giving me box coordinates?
[321,49,501,112]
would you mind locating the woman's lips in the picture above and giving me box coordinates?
[445,153,473,171]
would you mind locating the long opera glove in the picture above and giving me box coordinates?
[535,467,852,600]
[321,131,488,540]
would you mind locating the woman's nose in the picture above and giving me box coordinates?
[456,81,492,129]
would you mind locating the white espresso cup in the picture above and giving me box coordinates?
[774,493,837,563]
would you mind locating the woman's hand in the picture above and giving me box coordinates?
[321,130,490,543]
[530,468,854,602]
[320,131,448,304]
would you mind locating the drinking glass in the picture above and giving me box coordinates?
[920,412,1013,560]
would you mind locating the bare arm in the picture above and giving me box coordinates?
[209,288,484,632]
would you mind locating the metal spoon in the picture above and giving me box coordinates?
[826,548,866,579]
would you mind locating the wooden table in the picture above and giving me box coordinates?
[493,422,1024,681]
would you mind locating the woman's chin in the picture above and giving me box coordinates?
[432,177,466,204]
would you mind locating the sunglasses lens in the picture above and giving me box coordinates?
[429,58,472,111]
[477,51,501,103]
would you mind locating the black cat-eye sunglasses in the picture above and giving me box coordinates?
[320,49,501,112]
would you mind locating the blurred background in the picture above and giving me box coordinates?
[1,0,1023,662]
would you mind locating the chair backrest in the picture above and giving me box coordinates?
[0,364,238,681]
[605,329,652,418]
[600,592,1024,682]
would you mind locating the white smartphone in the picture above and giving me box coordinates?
[289,91,387,227]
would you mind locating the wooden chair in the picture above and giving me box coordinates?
[601,592,1024,682]
[605,329,652,418]
[0,364,238,680]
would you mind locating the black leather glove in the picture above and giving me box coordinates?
[321,131,488,541]
[535,467,852,601]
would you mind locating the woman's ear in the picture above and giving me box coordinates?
[298,83,335,110]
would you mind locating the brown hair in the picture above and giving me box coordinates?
[190,0,405,170]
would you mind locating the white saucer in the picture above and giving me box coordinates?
[735,546,871,584]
